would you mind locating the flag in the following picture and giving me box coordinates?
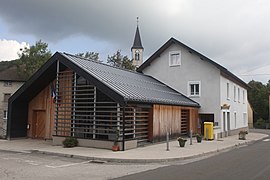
[50,83,56,103]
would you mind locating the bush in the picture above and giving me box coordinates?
[255,118,267,129]
[62,137,78,148]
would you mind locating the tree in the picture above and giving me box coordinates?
[17,40,52,79]
[248,80,270,122]
[75,51,100,62]
[107,50,135,71]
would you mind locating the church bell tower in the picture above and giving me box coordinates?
[131,17,144,68]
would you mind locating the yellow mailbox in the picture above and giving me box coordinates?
[204,122,214,140]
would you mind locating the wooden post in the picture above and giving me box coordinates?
[122,106,126,151]
[93,86,96,139]
[55,60,60,135]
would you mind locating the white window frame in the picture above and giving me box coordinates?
[238,88,240,103]
[226,82,230,100]
[169,51,181,67]
[243,90,246,104]
[243,113,247,125]
[233,86,236,102]
[234,112,237,128]
[188,81,201,97]
[3,110,7,119]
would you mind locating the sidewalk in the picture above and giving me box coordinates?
[0,132,268,163]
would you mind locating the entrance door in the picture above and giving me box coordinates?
[222,111,230,137]
[32,110,46,139]
[227,112,230,135]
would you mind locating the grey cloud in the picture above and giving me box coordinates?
[1,0,270,82]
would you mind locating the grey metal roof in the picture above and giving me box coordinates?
[61,53,199,107]
[131,26,144,50]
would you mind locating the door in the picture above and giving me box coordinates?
[32,110,46,139]
[222,111,230,137]
[227,112,230,135]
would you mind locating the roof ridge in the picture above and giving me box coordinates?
[137,37,249,89]
[61,52,146,76]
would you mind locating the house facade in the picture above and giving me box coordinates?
[8,52,200,150]
[138,38,249,138]
[0,66,25,138]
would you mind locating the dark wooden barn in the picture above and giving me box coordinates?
[7,52,200,150]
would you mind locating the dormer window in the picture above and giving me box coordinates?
[169,51,181,66]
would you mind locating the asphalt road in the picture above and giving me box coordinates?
[0,129,269,180]
[115,129,270,180]
[0,151,164,180]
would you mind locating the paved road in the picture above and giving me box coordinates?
[115,129,270,180]
[0,151,164,180]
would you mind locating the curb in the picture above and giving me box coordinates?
[0,134,268,164]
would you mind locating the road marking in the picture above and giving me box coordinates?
[263,139,270,142]
[45,161,89,168]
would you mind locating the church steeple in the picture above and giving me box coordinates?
[131,17,144,68]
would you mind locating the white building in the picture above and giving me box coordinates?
[137,38,249,138]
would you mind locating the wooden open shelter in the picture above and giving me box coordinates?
[8,52,200,150]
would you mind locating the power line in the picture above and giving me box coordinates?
[241,62,270,74]
[239,74,270,77]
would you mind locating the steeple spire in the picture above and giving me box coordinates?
[131,17,144,50]
[131,17,144,68]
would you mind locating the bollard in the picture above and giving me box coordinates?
[166,132,169,151]
[190,130,193,145]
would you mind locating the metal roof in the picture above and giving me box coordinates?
[62,53,199,107]
[0,66,26,82]
[131,26,144,50]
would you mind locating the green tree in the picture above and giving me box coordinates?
[107,50,135,71]
[75,51,100,62]
[248,80,270,123]
[17,40,51,79]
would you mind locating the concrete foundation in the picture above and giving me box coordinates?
[52,136,138,150]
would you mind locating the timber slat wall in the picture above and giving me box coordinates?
[152,105,198,141]
[54,68,151,143]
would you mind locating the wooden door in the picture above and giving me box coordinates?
[32,110,46,139]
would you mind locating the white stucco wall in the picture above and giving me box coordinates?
[220,76,248,133]
[142,42,248,136]
[142,43,221,123]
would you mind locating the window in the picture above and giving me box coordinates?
[243,113,247,125]
[3,81,12,87]
[169,51,181,66]
[135,50,140,61]
[238,88,240,102]
[188,81,201,97]
[3,110,7,119]
[234,112,237,128]
[243,90,245,104]
[233,86,236,101]
[3,93,11,102]
[226,82,230,100]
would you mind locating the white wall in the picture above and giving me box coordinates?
[142,43,221,124]
[220,76,248,132]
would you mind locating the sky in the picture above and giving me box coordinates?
[0,0,270,83]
